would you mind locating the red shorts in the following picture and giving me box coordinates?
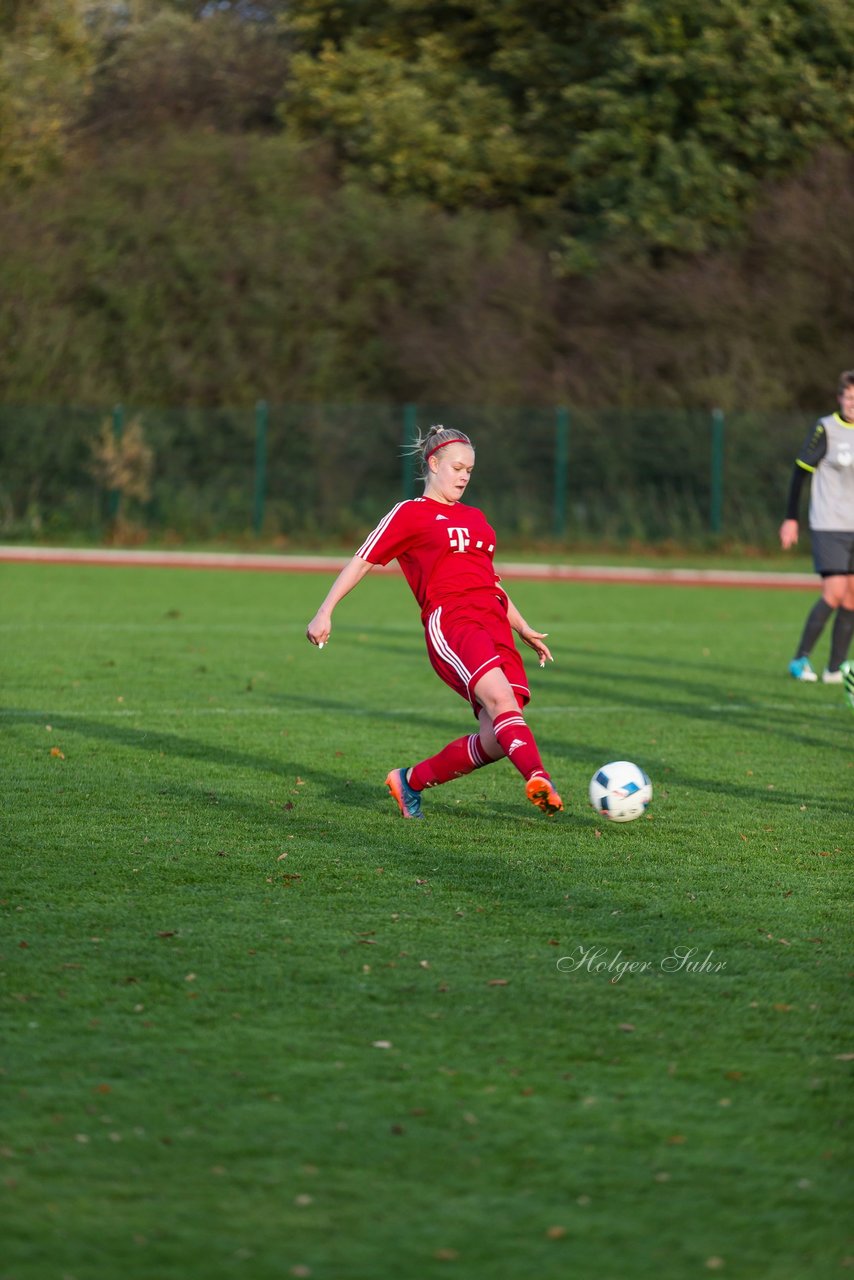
[424,594,530,716]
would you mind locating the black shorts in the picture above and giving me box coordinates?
[811,529,854,577]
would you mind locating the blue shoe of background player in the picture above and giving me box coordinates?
[385,768,424,818]
[788,656,817,682]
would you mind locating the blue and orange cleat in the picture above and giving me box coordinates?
[525,775,563,816]
[385,768,424,819]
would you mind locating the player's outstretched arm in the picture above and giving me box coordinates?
[505,593,554,667]
[306,555,375,647]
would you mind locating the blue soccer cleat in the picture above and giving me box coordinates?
[788,656,817,682]
[385,768,424,818]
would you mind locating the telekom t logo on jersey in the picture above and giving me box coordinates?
[447,527,470,552]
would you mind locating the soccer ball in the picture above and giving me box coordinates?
[589,760,652,823]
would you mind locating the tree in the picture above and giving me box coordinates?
[0,0,96,183]
[283,32,534,206]
[83,7,290,137]
[280,1,613,209]
[558,0,854,260]
[280,0,854,260]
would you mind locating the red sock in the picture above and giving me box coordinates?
[408,734,493,790]
[491,710,547,783]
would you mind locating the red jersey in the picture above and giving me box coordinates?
[357,497,506,621]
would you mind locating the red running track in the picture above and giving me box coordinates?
[0,545,817,589]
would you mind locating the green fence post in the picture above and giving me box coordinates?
[402,403,417,499]
[108,403,123,520]
[554,406,569,538]
[254,399,268,536]
[710,408,724,535]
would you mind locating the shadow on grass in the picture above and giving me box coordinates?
[2,706,379,811]
[540,656,850,752]
[1,705,569,830]
[5,662,849,825]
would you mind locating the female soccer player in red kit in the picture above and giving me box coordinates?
[305,425,563,818]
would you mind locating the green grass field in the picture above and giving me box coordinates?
[1,563,850,1280]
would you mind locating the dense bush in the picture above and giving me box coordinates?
[0,131,850,412]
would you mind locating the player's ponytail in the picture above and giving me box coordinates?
[408,424,475,477]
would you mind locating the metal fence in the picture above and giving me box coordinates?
[0,402,805,545]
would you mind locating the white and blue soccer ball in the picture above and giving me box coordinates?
[589,760,652,823]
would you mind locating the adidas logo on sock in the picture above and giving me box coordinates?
[507,738,525,755]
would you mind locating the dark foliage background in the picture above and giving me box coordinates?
[0,1,851,539]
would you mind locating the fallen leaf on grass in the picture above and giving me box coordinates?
[372,1040,392,1050]
[546,1226,567,1239]
[488,979,509,986]
[50,747,65,759]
